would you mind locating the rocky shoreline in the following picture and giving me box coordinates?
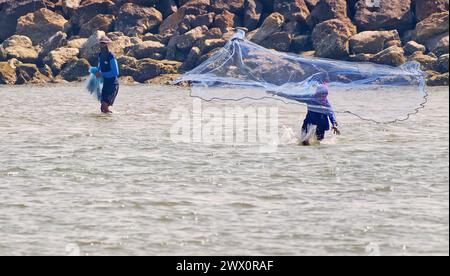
[0,0,448,86]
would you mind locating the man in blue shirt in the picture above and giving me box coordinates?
[269,83,341,145]
[95,36,120,113]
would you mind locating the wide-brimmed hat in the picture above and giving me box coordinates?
[99,36,112,44]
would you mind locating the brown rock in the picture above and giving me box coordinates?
[0,61,17,84]
[66,38,88,49]
[127,41,167,60]
[146,74,182,85]
[251,13,285,43]
[39,32,68,62]
[244,0,263,31]
[177,26,209,51]
[211,0,245,13]
[312,19,357,59]
[274,0,310,23]
[133,59,182,83]
[425,33,449,57]
[71,0,116,27]
[192,13,215,28]
[307,0,348,29]
[415,12,449,42]
[121,0,159,6]
[0,0,54,41]
[2,35,39,63]
[117,56,138,77]
[437,54,449,73]
[59,58,90,82]
[107,32,139,59]
[291,35,313,52]
[199,39,226,54]
[0,46,7,62]
[15,63,52,84]
[115,3,163,36]
[408,52,439,71]
[157,0,178,18]
[403,41,427,56]
[43,47,80,75]
[16,8,68,45]
[354,0,415,32]
[214,11,240,32]
[79,14,115,38]
[426,71,449,86]
[158,7,186,35]
[371,46,407,67]
[416,0,449,22]
[79,30,105,65]
[349,30,401,55]
[183,47,202,71]
[305,0,319,10]
[261,32,292,52]
[348,53,374,62]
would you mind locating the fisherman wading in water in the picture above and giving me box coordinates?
[96,36,120,113]
[268,78,341,145]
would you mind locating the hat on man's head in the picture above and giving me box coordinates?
[99,36,112,44]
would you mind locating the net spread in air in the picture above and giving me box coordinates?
[174,30,427,123]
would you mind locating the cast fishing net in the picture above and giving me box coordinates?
[86,67,103,102]
[175,30,427,123]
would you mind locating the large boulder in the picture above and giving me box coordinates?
[211,0,245,13]
[274,0,310,23]
[191,13,215,28]
[261,32,293,52]
[244,0,263,31]
[79,31,105,65]
[0,46,7,61]
[371,46,407,67]
[415,0,449,22]
[251,12,285,43]
[312,19,357,59]
[425,33,449,57]
[291,35,313,52]
[16,8,68,45]
[132,59,182,83]
[66,38,88,50]
[43,47,80,75]
[0,61,17,84]
[79,14,115,38]
[415,12,449,42]
[437,54,449,73]
[349,30,401,55]
[59,58,91,82]
[117,56,139,77]
[408,52,439,71]
[176,26,209,51]
[39,32,68,62]
[126,41,167,60]
[426,71,449,86]
[183,46,202,70]
[214,11,240,32]
[158,8,187,35]
[306,0,348,29]
[15,63,52,84]
[353,0,415,32]
[115,3,163,36]
[0,0,54,41]
[403,41,427,56]
[107,32,140,59]
[2,35,39,63]
[70,0,116,28]
[157,0,178,19]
